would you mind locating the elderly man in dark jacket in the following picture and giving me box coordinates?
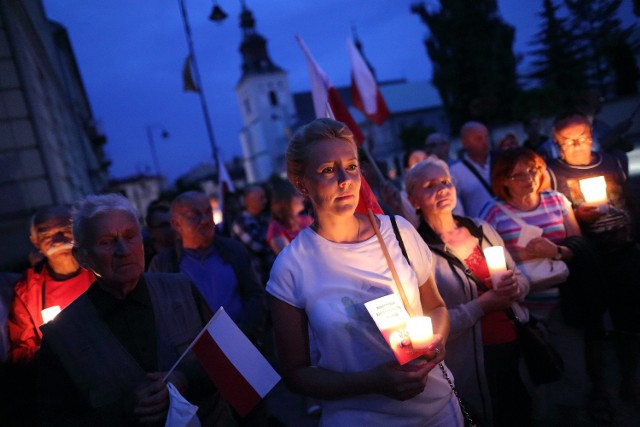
[37,194,235,426]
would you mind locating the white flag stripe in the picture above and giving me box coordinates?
[295,35,331,119]
[208,308,280,397]
[347,38,378,115]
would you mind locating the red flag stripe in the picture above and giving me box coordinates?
[192,331,262,417]
[327,88,365,146]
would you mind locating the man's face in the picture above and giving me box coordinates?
[462,125,490,159]
[147,210,175,250]
[31,215,75,263]
[245,188,267,216]
[555,121,593,166]
[171,194,215,249]
[76,210,144,289]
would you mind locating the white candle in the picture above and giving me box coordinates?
[579,176,608,213]
[483,246,507,287]
[41,305,61,323]
[406,316,433,351]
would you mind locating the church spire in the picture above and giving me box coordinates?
[238,2,282,81]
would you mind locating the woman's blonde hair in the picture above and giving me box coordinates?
[286,118,356,187]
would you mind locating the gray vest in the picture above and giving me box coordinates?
[41,273,202,412]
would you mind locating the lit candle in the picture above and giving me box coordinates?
[41,305,61,324]
[483,246,507,287]
[579,176,608,213]
[406,316,433,350]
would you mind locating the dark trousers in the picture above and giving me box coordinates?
[484,340,532,427]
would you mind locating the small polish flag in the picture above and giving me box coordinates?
[191,308,280,417]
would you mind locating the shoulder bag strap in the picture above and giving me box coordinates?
[389,215,411,266]
[462,159,494,197]
[391,215,478,427]
[492,201,529,229]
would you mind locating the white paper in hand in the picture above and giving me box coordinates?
[517,224,543,248]
[165,382,201,427]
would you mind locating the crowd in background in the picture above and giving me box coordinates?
[0,88,639,426]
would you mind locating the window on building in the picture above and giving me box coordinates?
[269,91,279,106]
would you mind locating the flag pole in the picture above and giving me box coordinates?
[178,0,220,181]
[162,307,225,383]
[324,101,386,186]
[366,208,413,317]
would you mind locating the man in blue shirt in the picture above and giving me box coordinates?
[149,191,266,343]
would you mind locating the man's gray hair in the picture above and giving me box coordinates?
[404,156,451,197]
[72,193,138,247]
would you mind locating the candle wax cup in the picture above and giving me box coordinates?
[483,246,507,287]
[406,316,433,351]
[41,305,61,323]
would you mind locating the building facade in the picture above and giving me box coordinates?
[0,0,108,270]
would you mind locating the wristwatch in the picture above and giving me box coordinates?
[554,246,562,260]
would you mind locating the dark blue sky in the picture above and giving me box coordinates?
[41,0,634,183]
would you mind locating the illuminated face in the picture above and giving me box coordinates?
[171,194,215,250]
[300,138,360,218]
[76,210,144,289]
[31,215,75,263]
[503,160,542,200]
[555,121,593,166]
[408,163,456,215]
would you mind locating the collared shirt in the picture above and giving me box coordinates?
[450,153,494,218]
[87,276,157,372]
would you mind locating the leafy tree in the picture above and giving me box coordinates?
[526,0,588,110]
[411,0,520,131]
[564,0,639,96]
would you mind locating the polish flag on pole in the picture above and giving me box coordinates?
[165,308,280,417]
[296,35,365,146]
[295,35,383,215]
[348,38,390,125]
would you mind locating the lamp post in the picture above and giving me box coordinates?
[145,125,169,176]
[177,0,226,177]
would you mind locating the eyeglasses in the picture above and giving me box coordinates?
[509,168,542,181]
[557,136,592,147]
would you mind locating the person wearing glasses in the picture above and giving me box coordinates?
[480,148,581,266]
[546,111,640,423]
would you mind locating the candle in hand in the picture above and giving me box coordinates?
[406,316,433,351]
[41,305,61,324]
[579,176,608,213]
[483,246,507,288]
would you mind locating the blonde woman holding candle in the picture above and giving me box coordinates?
[266,119,463,426]
[405,157,531,427]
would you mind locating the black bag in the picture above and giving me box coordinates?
[513,315,564,385]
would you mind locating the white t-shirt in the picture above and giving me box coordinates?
[267,215,454,426]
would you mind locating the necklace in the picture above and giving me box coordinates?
[311,215,361,242]
[354,215,361,242]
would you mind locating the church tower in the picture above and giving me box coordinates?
[235,4,296,183]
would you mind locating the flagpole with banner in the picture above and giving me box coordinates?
[178,0,221,186]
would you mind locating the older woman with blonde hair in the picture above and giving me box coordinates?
[266,118,463,426]
[405,156,531,427]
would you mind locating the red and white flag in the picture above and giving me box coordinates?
[191,308,280,417]
[296,35,365,146]
[348,38,390,126]
[295,35,383,215]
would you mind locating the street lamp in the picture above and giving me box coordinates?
[146,125,169,176]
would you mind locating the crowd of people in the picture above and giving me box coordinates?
[0,100,638,426]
